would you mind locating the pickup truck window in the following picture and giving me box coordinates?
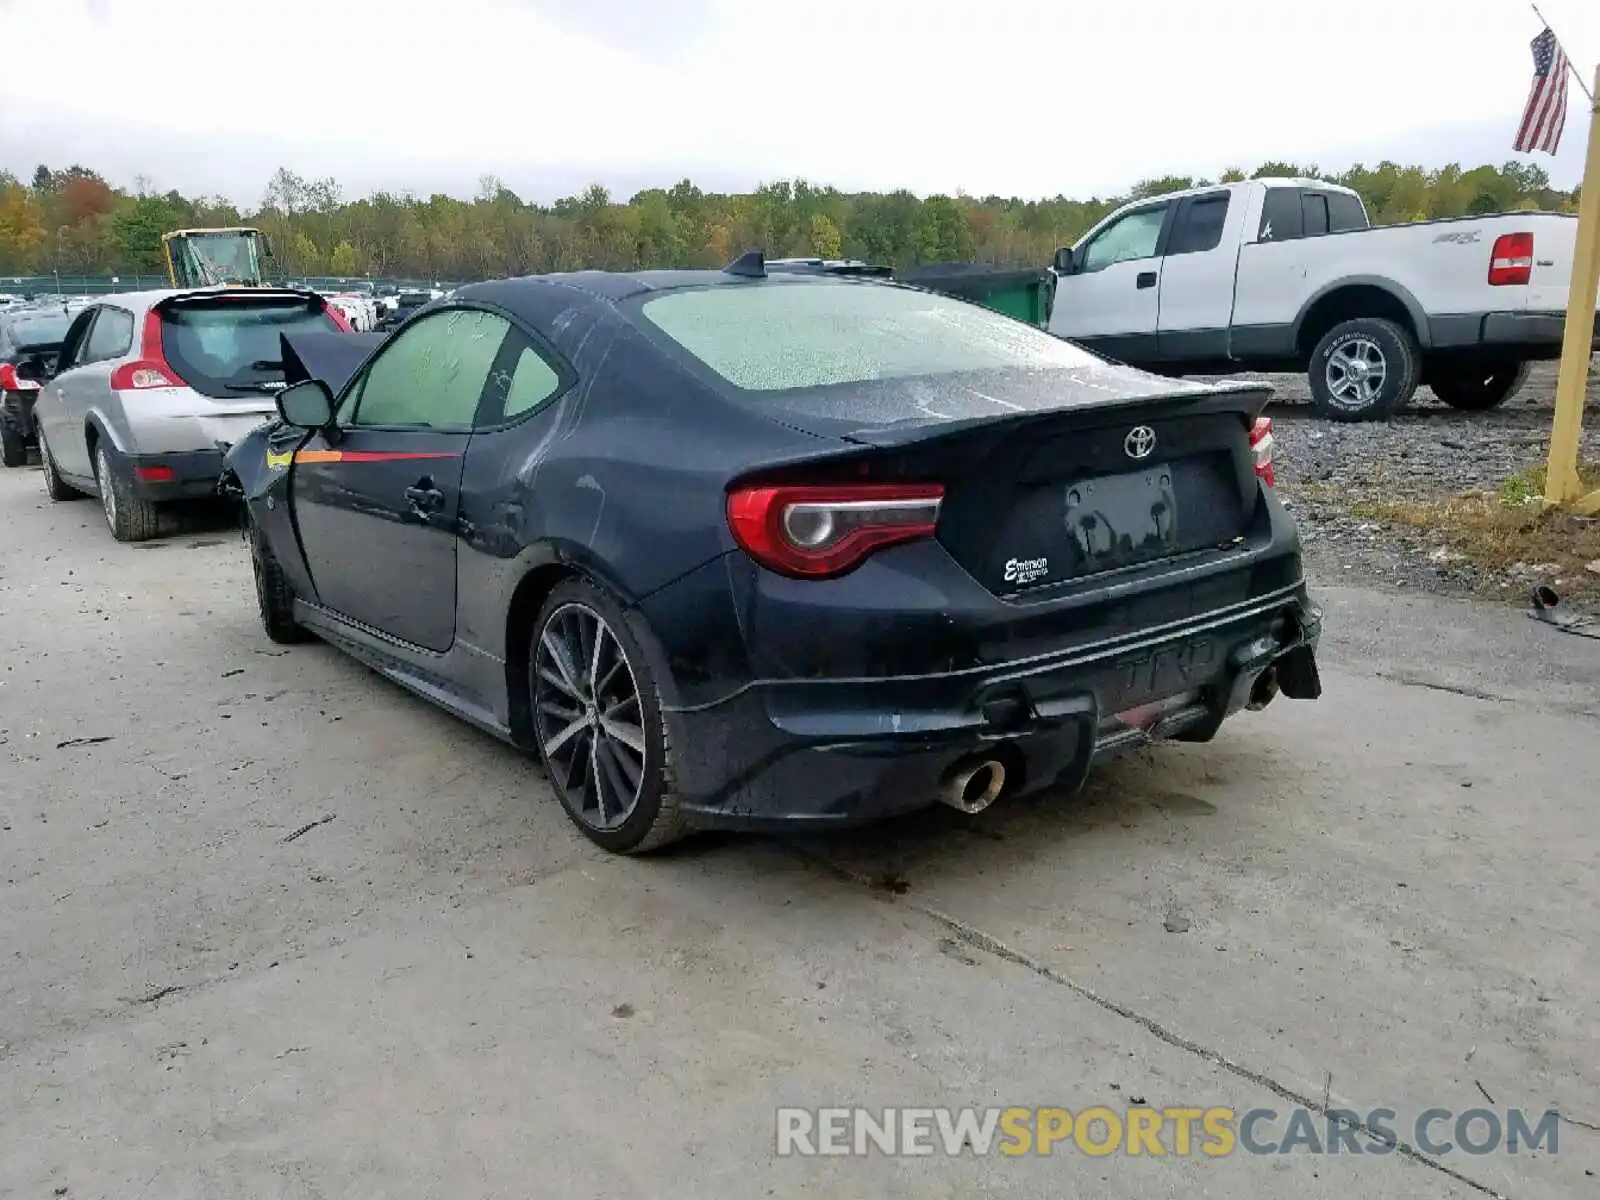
[1081,204,1168,272]
[1326,191,1369,232]
[1259,189,1304,242]
[1167,194,1230,256]
[1302,193,1330,237]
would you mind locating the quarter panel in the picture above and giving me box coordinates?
[456,312,832,662]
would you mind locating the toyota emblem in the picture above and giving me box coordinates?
[1124,425,1157,459]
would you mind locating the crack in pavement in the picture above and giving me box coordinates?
[788,846,1513,1200]
[1367,668,1600,721]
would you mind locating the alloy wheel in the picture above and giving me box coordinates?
[1324,338,1388,411]
[96,447,118,530]
[532,602,648,831]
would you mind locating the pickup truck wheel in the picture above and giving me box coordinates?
[1428,361,1531,411]
[1308,318,1420,422]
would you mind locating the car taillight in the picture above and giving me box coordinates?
[1249,417,1275,487]
[0,362,38,391]
[1488,232,1534,286]
[110,311,182,390]
[726,482,945,578]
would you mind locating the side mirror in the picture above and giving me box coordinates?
[277,379,335,429]
[1052,246,1076,275]
[260,235,276,260]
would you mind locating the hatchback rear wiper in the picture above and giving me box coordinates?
[222,382,282,394]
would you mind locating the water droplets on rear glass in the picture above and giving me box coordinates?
[640,282,1097,393]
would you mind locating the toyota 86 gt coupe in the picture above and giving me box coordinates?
[226,254,1322,854]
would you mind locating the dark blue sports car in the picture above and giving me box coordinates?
[225,255,1321,854]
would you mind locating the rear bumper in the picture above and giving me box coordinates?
[1430,310,1600,357]
[123,447,227,501]
[668,582,1322,831]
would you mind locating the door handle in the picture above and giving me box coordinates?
[1136,271,1158,289]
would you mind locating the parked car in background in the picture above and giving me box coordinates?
[322,292,379,331]
[225,256,1321,855]
[1,301,86,467]
[1047,177,1600,420]
[32,286,352,541]
[374,289,439,331]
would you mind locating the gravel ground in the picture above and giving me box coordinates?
[1247,361,1600,611]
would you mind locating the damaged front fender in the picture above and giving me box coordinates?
[223,419,305,502]
[221,419,321,602]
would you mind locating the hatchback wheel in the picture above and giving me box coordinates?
[39,430,84,501]
[531,580,686,854]
[95,444,161,542]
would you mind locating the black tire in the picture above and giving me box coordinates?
[38,429,85,500]
[1307,317,1420,422]
[94,442,162,543]
[0,422,25,468]
[530,578,687,855]
[248,515,311,644]
[1427,360,1531,411]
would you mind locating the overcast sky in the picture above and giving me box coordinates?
[1,0,1596,206]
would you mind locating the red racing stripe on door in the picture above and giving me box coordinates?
[292,450,460,465]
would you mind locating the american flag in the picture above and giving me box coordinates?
[1514,27,1569,155]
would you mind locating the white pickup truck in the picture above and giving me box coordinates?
[1046,177,1600,420]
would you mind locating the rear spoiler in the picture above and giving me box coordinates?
[279,330,386,394]
[10,337,64,357]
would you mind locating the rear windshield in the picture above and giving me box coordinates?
[639,281,1096,392]
[161,298,341,397]
[5,312,74,350]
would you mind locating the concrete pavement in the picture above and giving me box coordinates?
[1,465,1596,1199]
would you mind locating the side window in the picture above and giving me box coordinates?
[1080,205,1168,272]
[58,309,99,369]
[1301,193,1330,237]
[1257,189,1305,242]
[1326,192,1368,233]
[350,308,511,429]
[480,330,565,426]
[1166,194,1230,256]
[82,307,134,362]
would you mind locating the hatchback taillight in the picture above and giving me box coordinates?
[110,311,183,390]
[727,482,944,578]
[1250,417,1276,487]
[0,362,38,391]
[1488,232,1534,286]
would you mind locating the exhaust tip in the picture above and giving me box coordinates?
[939,757,1007,815]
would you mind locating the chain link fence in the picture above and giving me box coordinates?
[1,274,460,298]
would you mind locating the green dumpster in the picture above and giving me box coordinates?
[897,262,1052,326]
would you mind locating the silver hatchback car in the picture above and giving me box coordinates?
[32,287,351,541]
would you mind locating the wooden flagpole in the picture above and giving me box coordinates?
[1542,60,1600,513]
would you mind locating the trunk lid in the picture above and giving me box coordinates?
[156,291,345,404]
[746,367,1271,597]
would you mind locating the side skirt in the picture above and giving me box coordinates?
[292,598,519,747]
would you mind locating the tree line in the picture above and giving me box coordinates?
[0,159,1579,282]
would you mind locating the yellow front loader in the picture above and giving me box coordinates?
[161,228,274,288]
